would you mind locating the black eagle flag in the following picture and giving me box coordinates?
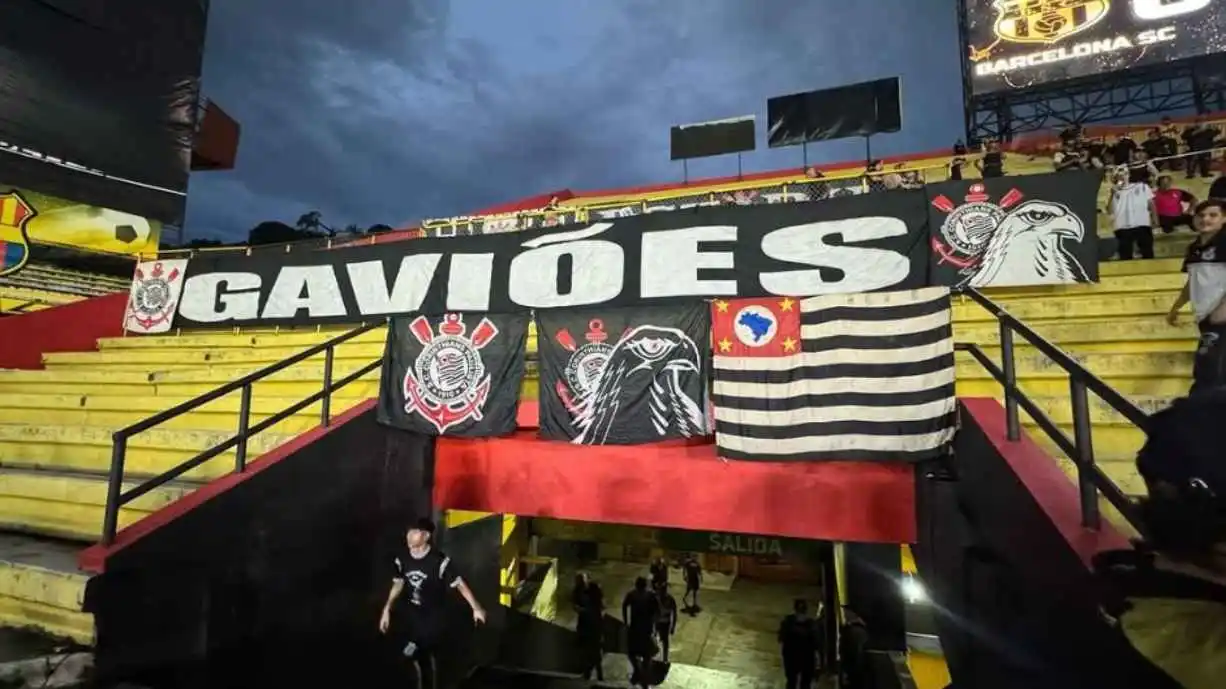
[377,312,527,436]
[926,169,1103,289]
[536,302,711,445]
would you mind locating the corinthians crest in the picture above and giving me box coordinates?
[931,183,1024,271]
[402,313,498,433]
[553,319,617,415]
[126,260,184,333]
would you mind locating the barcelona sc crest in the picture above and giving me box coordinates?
[991,0,1110,45]
[0,191,35,278]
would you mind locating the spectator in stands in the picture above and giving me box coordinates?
[975,140,1006,178]
[1137,127,1167,163]
[953,140,968,156]
[576,581,606,681]
[893,163,923,189]
[1210,171,1226,202]
[1183,119,1218,179]
[1154,176,1197,234]
[1094,390,1226,689]
[1053,140,1088,172]
[1088,137,1109,169]
[948,154,967,181]
[1159,116,1180,142]
[1109,133,1139,167]
[1129,149,1160,185]
[1058,124,1084,148]
[1166,200,1226,394]
[866,160,903,192]
[804,166,825,179]
[1108,166,1158,261]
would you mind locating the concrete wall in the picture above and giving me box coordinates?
[84,408,436,688]
[911,401,1177,689]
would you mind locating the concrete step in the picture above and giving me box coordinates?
[955,318,1197,351]
[1097,257,1183,276]
[0,423,295,480]
[0,533,91,644]
[980,272,1184,299]
[0,467,192,542]
[953,292,1178,324]
[43,340,386,368]
[0,393,369,433]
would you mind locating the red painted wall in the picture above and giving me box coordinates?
[0,292,128,369]
[434,432,917,544]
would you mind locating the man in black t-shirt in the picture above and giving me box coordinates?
[379,518,487,689]
[622,577,659,689]
[681,554,702,613]
[653,582,678,663]
[778,600,822,689]
[649,556,668,589]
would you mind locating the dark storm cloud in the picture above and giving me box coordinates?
[186,0,962,241]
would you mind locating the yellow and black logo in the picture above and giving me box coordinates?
[991,0,1111,45]
[0,191,35,278]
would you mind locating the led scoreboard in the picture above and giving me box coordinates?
[964,0,1226,94]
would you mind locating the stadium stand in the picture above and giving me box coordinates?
[0,263,131,315]
[0,116,1222,643]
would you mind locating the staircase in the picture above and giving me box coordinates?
[0,326,387,643]
[957,243,1194,500]
[0,133,1214,643]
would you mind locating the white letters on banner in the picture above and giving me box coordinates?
[169,203,932,328]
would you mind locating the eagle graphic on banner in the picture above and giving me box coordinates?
[930,180,1091,288]
[571,324,706,445]
[537,304,710,446]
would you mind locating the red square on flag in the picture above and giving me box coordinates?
[710,297,802,358]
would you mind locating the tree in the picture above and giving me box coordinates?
[367,223,395,233]
[342,223,363,235]
[295,210,334,237]
[248,220,303,245]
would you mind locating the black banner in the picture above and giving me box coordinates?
[926,170,1103,289]
[0,0,206,223]
[171,195,932,328]
[536,303,710,445]
[376,313,527,436]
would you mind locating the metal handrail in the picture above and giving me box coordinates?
[955,287,1147,534]
[100,319,389,544]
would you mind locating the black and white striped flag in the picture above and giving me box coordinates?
[710,287,956,462]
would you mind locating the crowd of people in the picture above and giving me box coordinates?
[569,555,703,687]
[567,555,876,689]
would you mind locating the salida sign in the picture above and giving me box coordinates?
[660,528,819,561]
[708,533,788,557]
[168,196,931,328]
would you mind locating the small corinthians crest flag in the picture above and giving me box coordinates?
[125,259,188,334]
[536,303,710,445]
[378,312,527,436]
